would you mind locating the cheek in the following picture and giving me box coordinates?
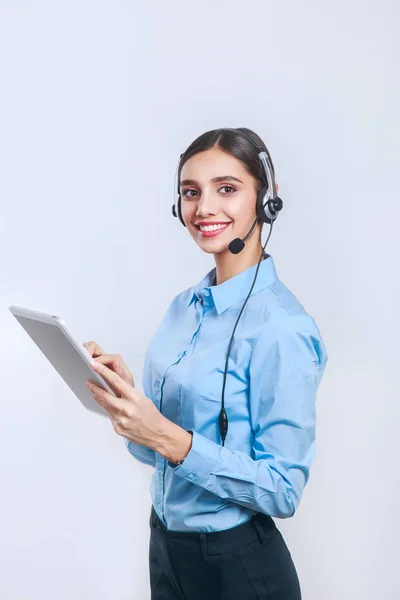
[231,197,257,221]
[181,200,194,217]
[180,205,195,229]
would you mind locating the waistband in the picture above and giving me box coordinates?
[150,505,276,559]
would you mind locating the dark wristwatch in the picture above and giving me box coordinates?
[175,430,193,465]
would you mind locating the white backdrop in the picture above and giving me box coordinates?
[0,1,399,598]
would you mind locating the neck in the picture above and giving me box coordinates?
[213,238,265,286]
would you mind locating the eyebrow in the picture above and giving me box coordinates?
[180,175,244,188]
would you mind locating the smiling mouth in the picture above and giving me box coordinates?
[195,223,232,237]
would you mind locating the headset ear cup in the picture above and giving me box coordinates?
[256,187,283,225]
[177,194,186,227]
[256,186,272,224]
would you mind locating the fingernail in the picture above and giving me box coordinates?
[90,360,98,368]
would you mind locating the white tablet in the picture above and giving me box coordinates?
[9,305,115,418]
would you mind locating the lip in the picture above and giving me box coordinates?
[195,222,232,238]
[194,221,231,226]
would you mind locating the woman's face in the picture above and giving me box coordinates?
[179,147,261,256]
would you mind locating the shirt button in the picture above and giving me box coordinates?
[188,473,194,479]
[203,289,210,296]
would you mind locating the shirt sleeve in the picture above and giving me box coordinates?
[167,316,328,518]
[123,437,156,467]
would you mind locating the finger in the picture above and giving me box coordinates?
[97,357,134,387]
[83,341,105,358]
[90,355,127,392]
[91,354,121,371]
[86,380,127,414]
[89,360,132,398]
[88,343,105,358]
[89,384,116,417]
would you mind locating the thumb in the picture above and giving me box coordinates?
[112,359,122,374]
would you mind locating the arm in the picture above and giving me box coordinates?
[123,349,157,468]
[123,436,156,467]
[161,316,328,518]
[81,341,157,467]
[124,345,162,468]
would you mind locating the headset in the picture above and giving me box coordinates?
[172,128,283,446]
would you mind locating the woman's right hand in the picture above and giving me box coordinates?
[82,341,135,388]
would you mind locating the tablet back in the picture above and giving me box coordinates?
[9,305,112,418]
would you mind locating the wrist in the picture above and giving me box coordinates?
[156,418,193,464]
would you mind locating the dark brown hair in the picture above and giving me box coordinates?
[177,127,274,231]
[178,127,274,191]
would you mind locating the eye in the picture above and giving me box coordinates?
[181,189,198,199]
[181,185,236,199]
[219,185,236,194]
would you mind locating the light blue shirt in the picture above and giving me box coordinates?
[125,252,328,532]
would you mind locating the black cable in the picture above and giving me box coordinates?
[219,219,274,446]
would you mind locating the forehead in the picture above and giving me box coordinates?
[180,148,249,181]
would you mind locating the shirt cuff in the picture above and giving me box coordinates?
[167,430,221,488]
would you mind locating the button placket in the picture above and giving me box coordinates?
[159,295,208,524]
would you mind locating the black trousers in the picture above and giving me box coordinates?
[149,506,302,599]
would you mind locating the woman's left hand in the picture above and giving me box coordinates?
[86,360,165,449]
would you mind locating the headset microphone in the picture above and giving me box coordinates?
[172,128,283,445]
[228,196,282,254]
[228,216,258,254]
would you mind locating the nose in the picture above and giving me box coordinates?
[195,190,219,218]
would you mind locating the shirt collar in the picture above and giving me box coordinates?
[188,251,278,315]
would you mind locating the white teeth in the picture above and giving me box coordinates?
[199,223,229,232]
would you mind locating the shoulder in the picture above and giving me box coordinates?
[156,284,195,319]
[161,287,194,319]
[252,300,328,380]
[268,278,309,317]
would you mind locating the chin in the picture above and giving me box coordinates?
[198,242,232,256]
[189,223,236,255]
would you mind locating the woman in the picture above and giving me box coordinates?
[84,127,328,599]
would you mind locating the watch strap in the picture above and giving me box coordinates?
[174,430,193,466]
